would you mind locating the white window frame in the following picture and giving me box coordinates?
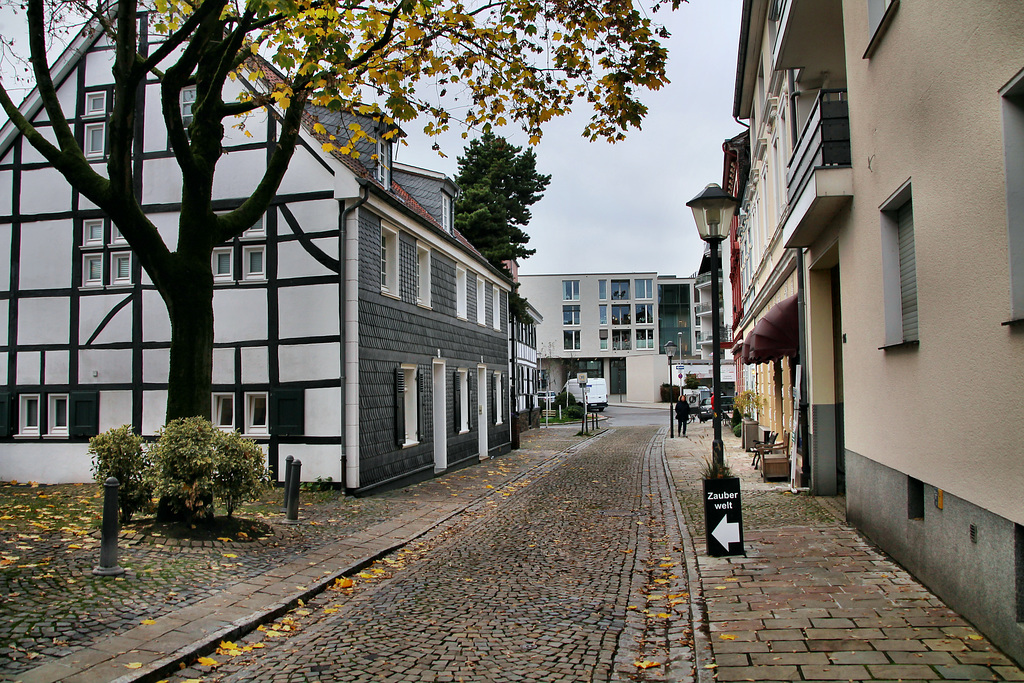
[110,227,127,245]
[476,277,486,325]
[111,251,132,285]
[563,279,580,301]
[441,193,454,234]
[213,248,233,281]
[417,245,431,307]
[181,86,197,128]
[243,246,265,281]
[458,368,470,433]
[1002,67,1024,322]
[18,394,40,437]
[375,138,390,186]
[636,328,655,350]
[598,279,607,300]
[492,287,501,330]
[563,329,580,350]
[243,214,266,239]
[381,225,398,295]
[84,91,107,119]
[401,364,418,446]
[83,254,103,287]
[880,180,919,346]
[563,305,581,326]
[84,122,105,159]
[636,278,654,300]
[456,266,468,319]
[46,394,69,437]
[212,393,235,431]
[244,392,268,436]
[83,219,104,246]
[494,371,504,425]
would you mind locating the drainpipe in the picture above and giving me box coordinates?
[796,248,810,489]
[339,182,370,491]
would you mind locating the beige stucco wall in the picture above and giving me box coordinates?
[839,0,1024,524]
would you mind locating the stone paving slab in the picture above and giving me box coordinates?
[664,421,1024,682]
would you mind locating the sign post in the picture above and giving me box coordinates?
[577,373,588,432]
[702,477,745,557]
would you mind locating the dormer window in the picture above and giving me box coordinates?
[441,193,454,234]
[375,136,391,186]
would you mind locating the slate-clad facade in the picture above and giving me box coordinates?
[0,16,512,493]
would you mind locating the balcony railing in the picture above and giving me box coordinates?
[695,273,711,288]
[787,89,851,204]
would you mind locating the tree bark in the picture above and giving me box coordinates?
[163,258,216,421]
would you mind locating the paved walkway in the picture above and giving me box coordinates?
[666,422,1024,683]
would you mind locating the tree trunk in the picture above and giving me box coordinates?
[164,263,215,422]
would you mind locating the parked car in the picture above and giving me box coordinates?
[698,398,714,422]
[535,391,557,408]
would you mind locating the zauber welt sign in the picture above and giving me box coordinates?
[702,477,745,557]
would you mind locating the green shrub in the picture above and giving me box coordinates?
[213,430,272,517]
[89,425,153,523]
[149,417,218,523]
[565,404,584,419]
[553,391,575,410]
[732,421,742,438]
[731,409,743,428]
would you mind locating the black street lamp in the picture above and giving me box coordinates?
[664,340,676,438]
[687,184,739,470]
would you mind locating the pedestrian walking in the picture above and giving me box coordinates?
[675,397,690,436]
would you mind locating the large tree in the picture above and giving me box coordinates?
[454,132,550,269]
[0,0,677,423]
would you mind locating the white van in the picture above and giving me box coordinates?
[564,377,609,411]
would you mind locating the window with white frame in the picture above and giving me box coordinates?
[245,392,268,435]
[636,329,655,349]
[381,226,398,294]
[111,252,132,285]
[213,248,233,281]
[599,329,609,350]
[599,304,607,325]
[562,279,580,301]
[213,393,234,431]
[563,329,580,350]
[458,368,470,433]
[635,303,654,324]
[375,137,391,186]
[83,219,104,246]
[563,305,580,326]
[400,365,418,446]
[417,245,431,307]
[243,214,265,238]
[612,329,632,350]
[84,122,105,158]
[83,254,103,287]
[1002,66,1024,321]
[243,246,265,281]
[111,227,126,245]
[181,86,197,128]
[598,279,607,300]
[494,372,503,425]
[635,278,653,299]
[476,277,486,325]
[19,395,40,436]
[84,91,106,118]
[492,287,501,330]
[441,193,454,234]
[47,394,68,436]
[880,181,919,346]
[456,266,468,318]
[611,279,630,300]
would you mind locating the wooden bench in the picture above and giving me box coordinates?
[759,432,790,481]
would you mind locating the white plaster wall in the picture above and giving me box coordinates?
[0,353,7,385]
[211,148,267,201]
[143,348,169,384]
[276,445,342,483]
[213,347,235,384]
[241,346,269,384]
[280,199,338,234]
[304,387,341,437]
[278,284,339,338]
[84,49,114,87]
[19,220,73,290]
[278,239,338,279]
[278,342,340,383]
[19,126,59,166]
[840,0,1024,524]
[18,298,70,345]
[277,143,335,196]
[0,169,12,216]
[213,288,267,342]
[0,301,8,345]
[142,158,185,205]
[16,351,40,384]
[79,293,133,345]
[99,390,134,432]
[44,350,69,385]
[142,390,167,436]
[142,290,171,342]
[79,348,133,385]
[19,168,72,216]
[626,354,662,403]
[0,443,92,483]
[142,82,168,155]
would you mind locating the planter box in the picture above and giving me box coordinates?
[741,419,760,451]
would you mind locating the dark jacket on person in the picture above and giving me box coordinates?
[675,399,690,420]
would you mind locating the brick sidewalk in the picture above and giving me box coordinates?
[665,422,1024,682]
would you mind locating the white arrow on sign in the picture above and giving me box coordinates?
[712,515,740,548]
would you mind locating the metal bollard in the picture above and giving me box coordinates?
[92,477,125,576]
[282,455,295,512]
[283,459,302,524]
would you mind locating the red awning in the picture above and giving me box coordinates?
[744,294,799,364]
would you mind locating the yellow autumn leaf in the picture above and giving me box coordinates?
[967,634,984,640]
[324,607,339,614]
[196,656,219,667]
[634,660,661,669]
[655,613,671,619]
[659,562,676,568]
[334,577,354,589]
[217,537,233,542]
[219,640,238,650]
[125,662,143,669]
[223,553,238,558]
[719,634,737,640]
[141,619,156,625]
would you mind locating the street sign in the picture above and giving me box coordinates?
[577,372,588,386]
[702,477,745,557]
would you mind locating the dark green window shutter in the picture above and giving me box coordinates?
[395,367,405,446]
[270,389,304,436]
[0,393,10,437]
[452,370,460,434]
[69,391,99,437]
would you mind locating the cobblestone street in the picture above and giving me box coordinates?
[170,426,691,682]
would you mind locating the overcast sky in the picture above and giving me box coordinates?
[0,0,744,279]
[395,0,745,279]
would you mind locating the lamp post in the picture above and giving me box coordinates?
[665,340,677,438]
[687,183,739,471]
